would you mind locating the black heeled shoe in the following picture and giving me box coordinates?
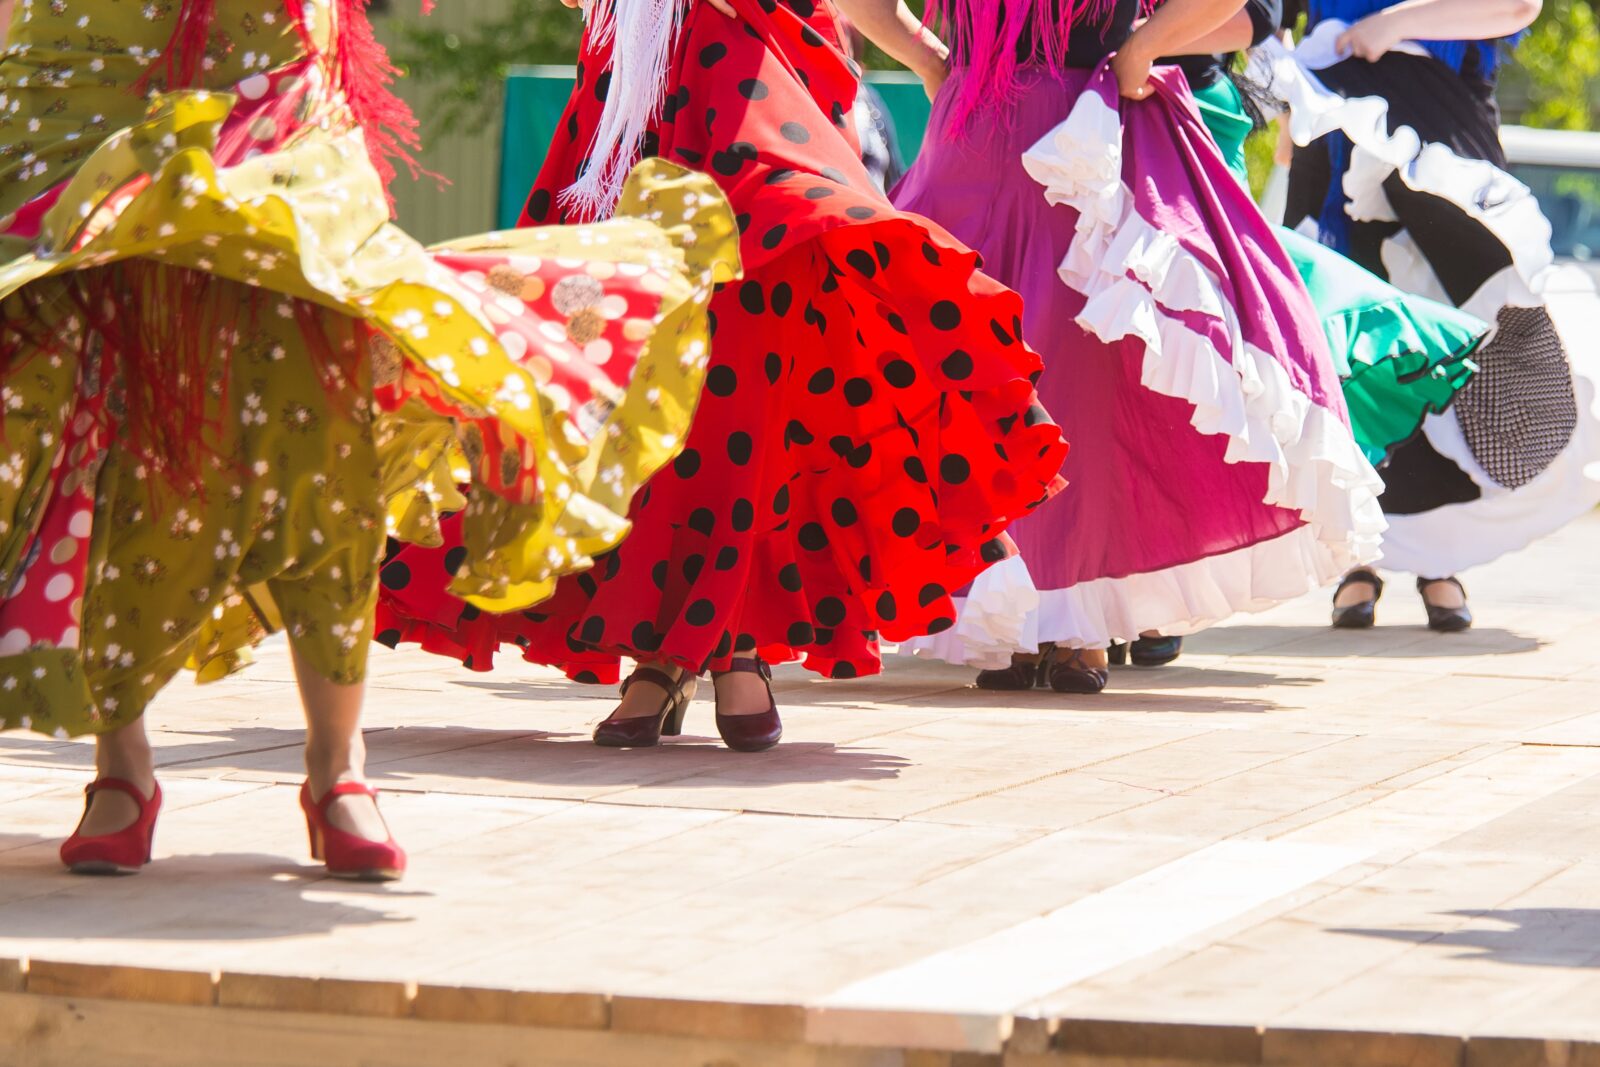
[1418,577,1473,633]
[1047,648,1109,694]
[593,667,697,748]
[1130,635,1183,667]
[1331,568,1384,630]
[976,650,1048,690]
[713,657,783,753]
[1107,642,1128,666]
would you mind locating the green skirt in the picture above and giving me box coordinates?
[1192,76,1484,467]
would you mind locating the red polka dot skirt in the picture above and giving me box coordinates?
[375,0,1069,682]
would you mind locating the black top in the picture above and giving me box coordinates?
[1015,0,1140,67]
[1168,0,1282,86]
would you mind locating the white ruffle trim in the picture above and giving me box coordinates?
[1249,33,1600,577]
[903,84,1385,664]
[1248,32,1554,292]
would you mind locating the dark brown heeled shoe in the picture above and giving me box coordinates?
[593,667,697,748]
[712,657,783,753]
[975,650,1048,691]
[1417,576,1473,633]
[1047,648,1109,694]
[1331,568,1384,630]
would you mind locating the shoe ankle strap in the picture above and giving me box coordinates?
[623,666,691,700]
[312,781,380,812]
[718,657,771,680]
[85,777,156,806]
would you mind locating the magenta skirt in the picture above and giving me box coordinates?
[894,63,1383,661]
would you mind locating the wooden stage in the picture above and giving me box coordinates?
[2,516,1599,1066]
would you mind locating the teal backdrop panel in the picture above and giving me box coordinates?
[499,67,933,229]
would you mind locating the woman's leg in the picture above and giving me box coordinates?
[292,639,390,842]
[76,718,157,837]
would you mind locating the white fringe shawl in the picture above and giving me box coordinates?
[562,0,684,218]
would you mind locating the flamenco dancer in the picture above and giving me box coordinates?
[1260,0,1600,631]
[375,0,1068,749]
[0,1,735,876]
[1167,7,1486,514]
[872,0,1386,691]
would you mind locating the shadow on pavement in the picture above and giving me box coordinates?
[1332,908,1600,968]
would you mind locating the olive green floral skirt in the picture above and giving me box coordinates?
[0,6,738,736]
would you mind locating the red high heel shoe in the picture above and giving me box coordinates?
[60,777,162,876]
[299,781,407,882]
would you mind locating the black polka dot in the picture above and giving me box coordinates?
[731,498,755,531]
[576,572,598,598]
[689,508,716,535]
[846,442,873,468]
[921,242,942,265]
[884,360,916,388]
[714,631,735,658]
[682,554,705,583]
[766,168,797,185]
[821,166,850,185]
[876,592,898,621]
[941,455,971,484]
[761,224,788,251]
[801,23,825,45]
[942,350,973,380]
[738,78,770,100]
[816,597,847,627]
[580,617,606,644]
[651,561,668,590]
[574,670,601,685]
[931,301,962,330]
[735,212,751,233]
[380,562,410,590]
[778,563,803,592]
[845,249,877,277]
[919,583,946,607]
[780,121,810,144]
[674,449,702,478]
[525,188,551,222]
[593,71,612,101]
[735,633,759,652]
[831,498,858,526]
[686,599,716,626]
[832,661,858,679]
[695,366,734,399]
[699,42,728,66]
[443,545,467,576]
[799,523,829,551]
[857,556,873,583]
[715,546,740,571]
[788,621,816,646]
[765,352,783,383]
[885,312,907,334]
[845,205,876,220]
[892,508,920,537]
[805,186,835,200]
[728,432,753,465]
[843,378,873,407]
[770,283,793,317]
[739,282,765,315]
[787,420,816,447]
[376,628,401,648]
[773,484,791,514]
[927,616,954,634]
[904,457,928,483]
[808,369,835,393]
[991,318,1015,345]
[632,622,663,651]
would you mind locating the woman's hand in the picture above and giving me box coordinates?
[1335,10,1406,61]
[1111,43,1156,100]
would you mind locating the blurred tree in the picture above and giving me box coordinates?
[1500,0,1600,131]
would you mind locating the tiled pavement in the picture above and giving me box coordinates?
[1,514,1598,1065]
